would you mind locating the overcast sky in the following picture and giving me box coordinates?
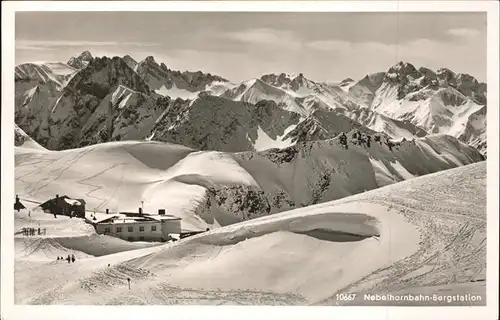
[16,12,486,82]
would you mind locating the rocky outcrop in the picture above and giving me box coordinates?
[136,55,228,92]
[67,51,94,69]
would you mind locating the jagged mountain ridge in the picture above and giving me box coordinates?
[136,56,230,97]
[231,62,486,153]
[14,52,487,154]
[16,56,152,150]
[14,54,382,152]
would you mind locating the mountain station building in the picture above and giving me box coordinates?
[94,208,181,242]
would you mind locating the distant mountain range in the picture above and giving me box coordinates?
[14,51,487,154]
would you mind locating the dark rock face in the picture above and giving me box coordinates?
[260,73,293,88]
[67,56,150,97]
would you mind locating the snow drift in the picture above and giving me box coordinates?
[15,162,486,305]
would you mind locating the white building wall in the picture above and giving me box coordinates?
[96,221,164,241]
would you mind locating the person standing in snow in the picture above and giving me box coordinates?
[386,139,393,152]
[71,254,75,263]
[127,277,131,290]
[67,255,71,264]
[339,132,348,149]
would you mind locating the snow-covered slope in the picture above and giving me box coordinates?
[343,108,428,139]
[348,72,386,106]
[15,161,486,305]
[14,124,46,150]
[15,62,78,90]
[15,133,484,233]
[221,78,308,115]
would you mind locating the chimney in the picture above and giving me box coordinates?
[16,194,19,202]
[139,207,143,214]
[158,209,165,215]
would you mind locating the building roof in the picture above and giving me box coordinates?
[41,195,86,206]
[64,198,82,206]
[95,215,180,225]
[146,214,181,221]
[93,210,181,225]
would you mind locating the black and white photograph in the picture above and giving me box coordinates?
[1,1,499,319]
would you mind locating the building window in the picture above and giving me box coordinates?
[151,225,157,231]
[116,227,122,233]
[139,226,144,232]
[128,237,134,241]
[139,236,144,241]
[104,227,111,233]
[128,226,133,232]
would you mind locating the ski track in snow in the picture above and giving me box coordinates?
[13,161,486,306]
[315,163,486,305]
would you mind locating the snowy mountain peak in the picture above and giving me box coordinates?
[339,78,355,86]
[78,51,93,62]
[418,67,437,80]
[259,72,317,96]
[290,73,315,90]
[455,73,479,87]
[143,56,159,65]
[67,51,94,69]
[436,68,457,84]
[260,73,293,87]
[385,61,420,81]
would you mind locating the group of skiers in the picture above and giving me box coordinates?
[22,227,45,236]
[57,254,76,263]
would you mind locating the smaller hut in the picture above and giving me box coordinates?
[39,194,86,218]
